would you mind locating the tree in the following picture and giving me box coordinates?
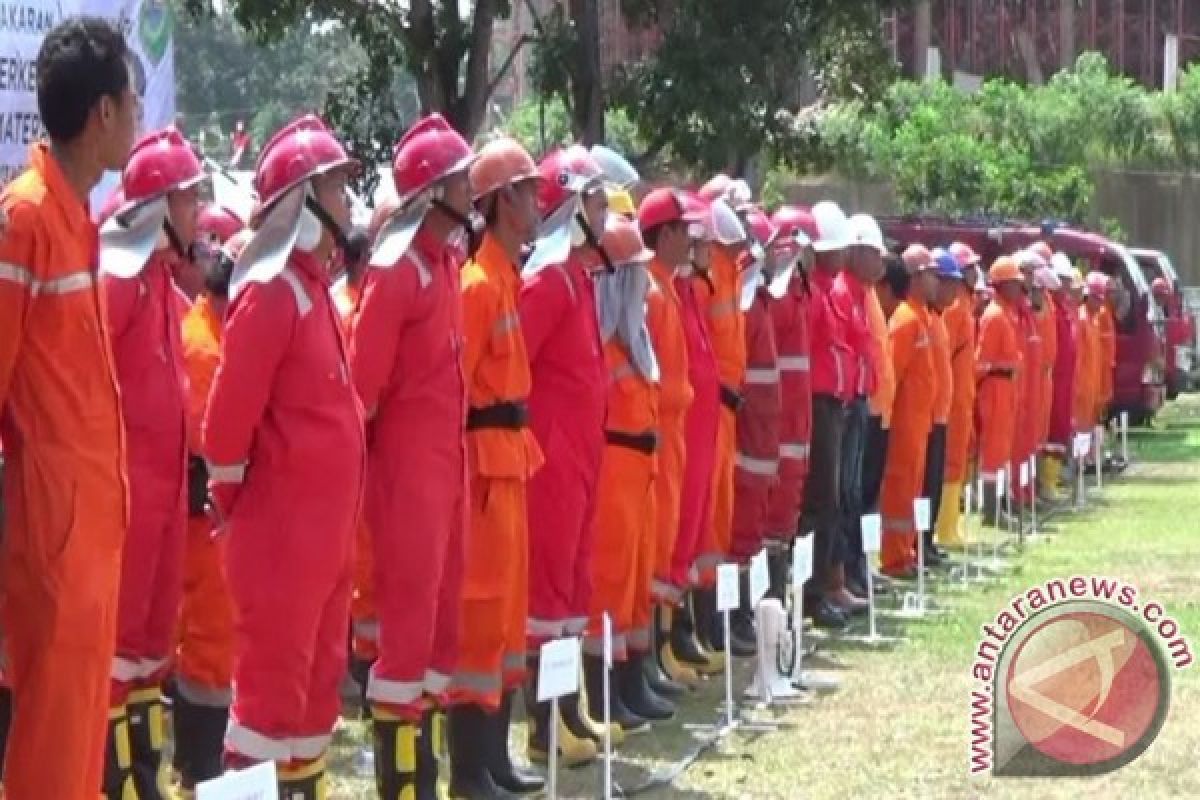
[526,0,606,144]
[609,0,911,174]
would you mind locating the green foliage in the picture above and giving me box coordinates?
[497,96,646,161]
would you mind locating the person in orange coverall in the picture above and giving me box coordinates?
[98,126,205,800]
[202,115,366,797]
[519,145,610,766]
[453,137,550,797]
[1032,264,1061,500]
[919,249,957,564]
[348,114,475,800]
[1007,252,1043,513]
[763,207,816,591]
[585,215,677,734]
[933,243,979,549]
[1088,273,1116,424]
[976,257,1025,525]
[173,215,246,795]
[637,189,712,691]
[879,246,938,577]
[0,18,137,800]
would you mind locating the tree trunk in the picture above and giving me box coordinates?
[460,0,498,138]
[570,0,605,145]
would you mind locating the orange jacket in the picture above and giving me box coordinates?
[1094,305,1116,411]
[696,248,746,390]
[930,312,953,425]
[888,299,936,439]
[0,142,129,800]
[943,290,976,482]
[182,295,224,452]
[1037,303,1058,446]
[867,287,895,426]
[975,297,1022,476]
[1074,306,1100,429]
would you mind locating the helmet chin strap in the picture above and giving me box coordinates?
[576,212,615,275]
[433,197,485,255]
[163,219,188,260]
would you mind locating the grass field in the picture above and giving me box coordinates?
[329,397,1200,799]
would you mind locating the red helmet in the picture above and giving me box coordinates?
[255,114,357,215]
[771,205,818,247]
[392,113,474,207]
[741,206,778,247]
[537,145,605,217]
[196,204,244,244]
[122,127,204,207]
[949,241,982,268]
[636,187,706,233]
[1086,271,1110,299]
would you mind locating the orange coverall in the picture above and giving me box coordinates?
[695,249,746,576]
[646,260,693,603]
[942,290,977,483]
[587,344,659,661]
[1037,303,1058,452]
[177,295,235,706]
[1011,300,1042,499]
[976,297,1022,480]
[0,143,129,800]
[880,300,935,574]
[1074,306,1100,432]
[455,233,544,707]
[1093,305,1116,421]
[867,288,896,430]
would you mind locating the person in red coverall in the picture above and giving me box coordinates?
[519,145,611,761]
[347,114,476,800]
[202,115,366,798]
[173,212,246,795]
[637,189,715,690]
[1010,252,1043,515]
[763,207,816,595]
[97,127,203,800]
[1041,253,1079,498]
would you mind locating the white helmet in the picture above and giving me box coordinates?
[811,201,849,252]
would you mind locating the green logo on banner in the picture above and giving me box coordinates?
[138,0,173,67]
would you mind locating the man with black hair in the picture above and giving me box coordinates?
[0,15,137,799]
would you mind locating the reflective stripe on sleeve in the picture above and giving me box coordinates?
[736,453,779,476]
[206,461,247,484]
[280,268,313,316]
[777,355,810,372]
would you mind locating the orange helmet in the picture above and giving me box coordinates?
[902,243,935,273]
[601,213,654,266]
[469,137,539,200]
[988,255,1023,284]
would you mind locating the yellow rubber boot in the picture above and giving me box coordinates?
[103,705,137,800]
[278,755,329,800]
[934,481,964,549]
[527,701,597,768]
[1038,456,1061,500]
[574,668,625,747]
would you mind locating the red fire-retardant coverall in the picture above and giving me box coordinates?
[675,277,721,583]
[976,297,1022,480]
[454,233,543,707]
[586,344,659,660]
[520,255,608,644]
[694,249,745,578]
[1037,303,1058,454]
[879,300,935,574]
[730,287,781,562]
[1047,295,1077,454]
[646,260,694,603]
[942,289,977,484]
[349,227,467,719]
[103,251,188,699]
[203,250,365,764]
[177,295,235,706]
[1011,299,1041,500]
[0,143,129,800]
[764,277,811,542]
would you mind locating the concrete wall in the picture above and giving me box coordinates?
[781,170,1200,285]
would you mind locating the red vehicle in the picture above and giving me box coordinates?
[1131,248,1193,398]
[879,218,1167,424]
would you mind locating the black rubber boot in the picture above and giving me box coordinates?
[645,609,687,697]
[277,758,329,800]
[582,654,649,735]
[102,708,135,800]
[485,692,544,795]
[172,692,228,791]
[127,692,168,800]
[0,686,10,777]
[766,544,791,601]
[448,705,519,799]
[618,654,675,722]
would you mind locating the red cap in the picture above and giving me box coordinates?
[637,187,706,232]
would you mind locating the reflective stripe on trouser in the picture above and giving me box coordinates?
[113,485,186,703]
[366,459,464,717]
[879,416,929,574]
[526,455,599,648]
[696,406,736,585]
[587,446,656,665]
[177,514,235,703]
[224,513,353,767]
[653,410,687,598]
[452,476,528,710]
[934,481,964,548]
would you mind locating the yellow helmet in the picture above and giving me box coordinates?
[606,187,636,218]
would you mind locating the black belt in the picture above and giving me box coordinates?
[187,455,209,517]
[720,384,743,412]
[984,368,1016,380]
[605,430,659,455]
[467,401,529,431]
